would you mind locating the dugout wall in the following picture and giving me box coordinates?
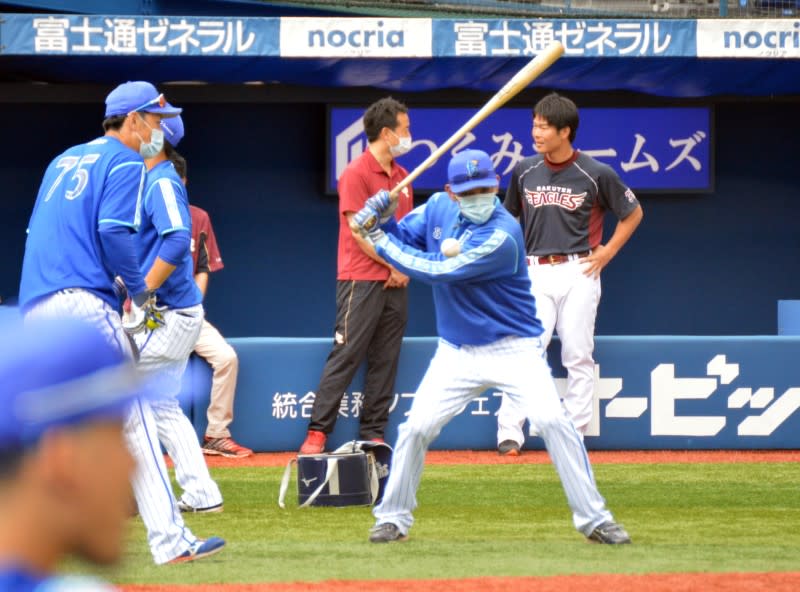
[1,89,798,338]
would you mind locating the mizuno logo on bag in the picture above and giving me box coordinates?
[301,477,318,487]
[376,462,389,479]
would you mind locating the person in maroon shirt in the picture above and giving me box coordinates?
[170,152,253,459]
[300,97,414,454]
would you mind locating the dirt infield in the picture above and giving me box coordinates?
[198,449,800,469]
[123,572,800,592]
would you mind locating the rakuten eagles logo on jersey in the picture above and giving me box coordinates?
[525,186,587,211]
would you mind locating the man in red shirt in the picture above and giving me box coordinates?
[300,97,414,454]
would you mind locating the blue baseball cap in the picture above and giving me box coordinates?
[447,149,498,194]
[0,317,142,450]
[161,114,184,147]
[104,81,182,118]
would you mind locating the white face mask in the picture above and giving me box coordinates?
[458,192,497,224]
[136,115,164,159]
[388,130,413,157]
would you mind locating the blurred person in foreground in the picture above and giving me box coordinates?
[0,317,145,591]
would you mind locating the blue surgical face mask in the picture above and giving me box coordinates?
[136,115,164,159]
[458,192,497,224]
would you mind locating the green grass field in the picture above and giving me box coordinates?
[80,461,800,585]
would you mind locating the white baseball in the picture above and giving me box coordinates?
[440,237,461,257]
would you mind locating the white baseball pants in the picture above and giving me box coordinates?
[134,305,223,512]
[373,336,613,537]
[24,290,201,564]
[497,258,601,445]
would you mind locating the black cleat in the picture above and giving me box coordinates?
[587,521,632,544]
[369,522,408,543]
[177,500,224,514]
[498,439,521,456]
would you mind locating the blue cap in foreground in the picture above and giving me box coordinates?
[0,318,141,449]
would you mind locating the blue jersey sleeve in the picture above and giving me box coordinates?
[374,224,520,285]
[157,231,191,266]
[98,153,145,230]
[384,202,429,251]
[144,176,191,236]
[98,226,147,298]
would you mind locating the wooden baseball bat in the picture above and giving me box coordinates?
[390,41,565,200]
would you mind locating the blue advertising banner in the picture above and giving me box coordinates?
[328,106,712,193]
[1,15,796,60]
[182,336,800,452]
[1,15,695,58]
[431,19,696,57]
[0,13,278,55]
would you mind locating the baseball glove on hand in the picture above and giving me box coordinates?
[349,190,393,243]
[350,207,386,244]
[372,189,398,224]
[122,291,165,334]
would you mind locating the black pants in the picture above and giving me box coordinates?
[308,280,408,439]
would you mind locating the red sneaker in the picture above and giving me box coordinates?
[202,436,253,458]
[299,430,326,454]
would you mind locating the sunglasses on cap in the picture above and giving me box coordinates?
[449,167,493,185]
[131,93,167,114]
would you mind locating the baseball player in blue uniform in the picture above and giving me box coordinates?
[126,114,225,516]
[19,81,223,565]
[350,149,631,545]
[0,317,143,592]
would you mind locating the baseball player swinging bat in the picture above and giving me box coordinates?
[349,41,564,235]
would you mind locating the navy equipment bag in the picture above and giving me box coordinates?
[278,440,392,508]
